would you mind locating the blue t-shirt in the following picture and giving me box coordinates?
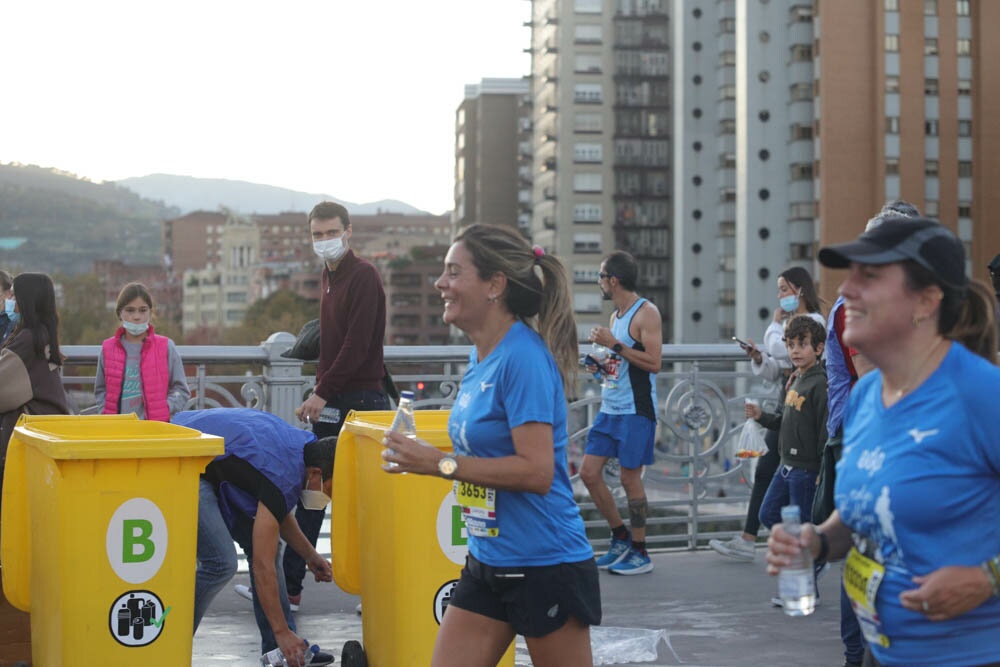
[825,296,853,436]
[836,343,1000,666]
[448,321,593,567]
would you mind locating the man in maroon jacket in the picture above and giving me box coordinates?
[285,201,389,608]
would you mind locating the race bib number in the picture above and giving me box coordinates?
[844,547,890,648]
[454,481,498,538]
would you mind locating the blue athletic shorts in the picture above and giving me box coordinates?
[584,412,655,469]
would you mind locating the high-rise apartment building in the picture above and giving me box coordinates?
[671,0,999,339]
[454,78,532,236]
[815,0,1000,302]
[527,0,672,343]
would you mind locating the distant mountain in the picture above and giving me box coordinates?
[115,174,429,216]
[0,164,176,274]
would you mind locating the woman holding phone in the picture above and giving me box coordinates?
[710,266,826,562]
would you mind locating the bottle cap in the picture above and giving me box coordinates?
[400,390,415,399]
[780,505,801,520]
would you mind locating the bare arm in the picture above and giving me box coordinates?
[382,421,556,495]
[278,513,333,583]
[590,302,663,374]
[251,504,308,665]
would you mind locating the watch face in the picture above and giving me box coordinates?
[439,457,457,477]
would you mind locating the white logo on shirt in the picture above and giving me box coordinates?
[480,382,495,392]
[908,428,939,444]
[857,448,885,476]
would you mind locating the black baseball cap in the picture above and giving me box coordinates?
[818,217,967,291]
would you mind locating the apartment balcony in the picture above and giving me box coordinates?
[59,337,776,552]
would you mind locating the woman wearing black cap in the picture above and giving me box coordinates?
[766,218,1000,666]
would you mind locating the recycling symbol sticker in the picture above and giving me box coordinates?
[108,590,170,647]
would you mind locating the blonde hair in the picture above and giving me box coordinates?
[454,224,578,393]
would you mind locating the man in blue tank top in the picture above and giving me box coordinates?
[580,251,663,575]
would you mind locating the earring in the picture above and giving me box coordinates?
[488,294,497,304]
[912,315,922,327]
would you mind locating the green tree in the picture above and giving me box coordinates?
[54,272,112,345]
[222,289,317,345]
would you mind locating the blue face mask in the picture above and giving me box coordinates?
[4,298,18,326]
[779,294,800,313]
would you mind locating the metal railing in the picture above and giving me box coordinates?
[61,333,785,551]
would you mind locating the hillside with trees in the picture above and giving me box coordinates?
[0,163,177,274]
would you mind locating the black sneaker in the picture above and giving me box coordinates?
[310,648,335,666]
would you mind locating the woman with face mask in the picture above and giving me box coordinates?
[0,272,71,663]
[0,270,16,343]
[710,266,826,563]
[94,282,190,421]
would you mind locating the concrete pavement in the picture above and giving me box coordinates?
[193,546,847,666]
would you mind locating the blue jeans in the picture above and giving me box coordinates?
[842,577,866,663]
[194,478,296,653]
[758,464,817,529]
[193,478,238,633]
[283,388,389,596]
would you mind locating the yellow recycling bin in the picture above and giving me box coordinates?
[333,410,513,667]
[0,413,223,666]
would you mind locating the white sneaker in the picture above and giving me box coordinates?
[708,536,755,561]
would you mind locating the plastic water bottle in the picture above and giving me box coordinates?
[390,390,417,438]
[385,390,417,468]
[260,641,320,666]
[778,504,816,616]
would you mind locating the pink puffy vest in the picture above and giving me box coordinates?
[101,326,171,422]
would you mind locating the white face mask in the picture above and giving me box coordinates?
[122,320,150,336]
[300,488,331,511]
[313,237,347,263]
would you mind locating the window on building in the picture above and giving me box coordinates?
[958,120,972,136]
[925,200,939,216]
[886,116,900,134]
[574,142,603,162]
[885,0,899,10]
[789,44,812,62]
[958,79,972,95]
[925,78,939,95]
[789,243,814,260]
[574,53,602,73]
[719,17,736,32]
[574,83,603,104]
[956,0,970,16]
[885,34,899,52]
[718,119,736,134]
[957,39,971,56]
[719,84,737,100]
[574,113,602,133]
[572,203,603,223]
[572,232,602,254]
[925,160,939,176]
[886,76,900,93]
[958,201,971,218]
[789,123,813,141]
[574,24,602,43]
[886,158,900,175]
[573,172,603,192]
[924,0,937,15]
[719,51,737,66]
[790,163,813,180]
[925,38,938,56]
[574,0,601,13]
[789,201,816,219]
[790,82,812,101]
[789,5,813,22]
[925,119,939,136]
[958,161,973,177]
[719,153,737,169]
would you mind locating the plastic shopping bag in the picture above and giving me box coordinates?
[734,419,767,485]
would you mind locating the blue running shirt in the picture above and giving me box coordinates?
[836,343,1000,666]
[447,321,593,567]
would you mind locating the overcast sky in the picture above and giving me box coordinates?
[0,1,530,214]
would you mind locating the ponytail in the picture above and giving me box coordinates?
[945,279,998,363]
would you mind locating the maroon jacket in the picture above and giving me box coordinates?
[314,249,386,401]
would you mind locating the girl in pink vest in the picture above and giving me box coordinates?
[94,282,190,421]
